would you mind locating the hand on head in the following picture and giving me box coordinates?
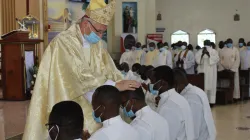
[115,80,140,91]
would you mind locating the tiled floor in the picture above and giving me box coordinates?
[1,101,250,140]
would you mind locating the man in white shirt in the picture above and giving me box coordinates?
[173,68,216,140]
[174,42,195,74]
[120,87,170,140]
[149,66,194,140]
[195,40,220,105]
[120,43,135,69]
[88,85,140,140]
[218,38,241,100]
[48,101,84,140]
[153,42,173,68]
[240,42,250,70]
[134,42,144,64]
[144,42,158,66]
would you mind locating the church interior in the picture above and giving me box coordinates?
[1,0,250,139]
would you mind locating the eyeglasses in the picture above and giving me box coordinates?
[87,21,105,35]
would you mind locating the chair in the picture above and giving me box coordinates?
[187,73,204,90]
[216,70,235,105]
[239,69,250,100]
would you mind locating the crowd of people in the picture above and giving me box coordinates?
[47,65,216,140]
[119,38,250,105]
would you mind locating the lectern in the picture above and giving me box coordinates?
[0,31,43,100]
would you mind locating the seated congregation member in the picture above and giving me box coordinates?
[149,66,194,140]
[195,40,220,105]
[144,42,158,66]
[89,85,140,140]
[174,42,195,74]
[153,41,173,68]
[120,43,135,69]
[120,87,170,140]
[125,63,142,82]
[218,38,241,100]
[120,62,130,77]
[47,101,84,140]
[173,68,216,140]
[240,41,250,70]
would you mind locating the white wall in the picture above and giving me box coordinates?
[156,0,250,46]
[112,0,155,59]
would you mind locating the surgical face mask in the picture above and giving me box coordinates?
[125,49,130,52]
[227,43,233,48]
[48,125,59,140]
[149,80,162,95]
[159,48,166,52]
[239,43,244,47]
[204,45,210,48]
[123,100,135,118]
[181,45,186,50]
[121,71,127,76]
[83,25,101,44]
[92,105,104,123]
[247,46,250,50]
[149,47,155,51]
[136,48,141,50]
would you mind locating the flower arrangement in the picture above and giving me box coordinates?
[29,57,39,95]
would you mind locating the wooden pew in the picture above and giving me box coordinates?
[216,70,235,104]
[239,69,250,100]
[187,73,204,90]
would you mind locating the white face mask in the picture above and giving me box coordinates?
[48,125,59,140]
[181,45,186,50]
[204,45,210,48]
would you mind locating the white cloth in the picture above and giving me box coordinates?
[125,70,143,83]
[131,106,170,140]
[134,49,144,64]
[145,91,157,111]
[195,47,220,103]
[153,49,173,68]
[88,116,140,140]
[157,89,194,140]
[120,51,135,69]
[25,51,34,89]
[240,50,250,70]
[180,84,216,140]
[140,51,147,65]
[174,50,195,74]
[218,47,240,99]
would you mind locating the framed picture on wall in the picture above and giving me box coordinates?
[122,2,138,33]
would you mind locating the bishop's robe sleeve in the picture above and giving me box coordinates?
[231,48,240,72]
[185,51,195,69]
[209,50,220,66]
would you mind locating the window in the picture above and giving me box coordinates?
[171,30,189,44]
[197,29,216,47]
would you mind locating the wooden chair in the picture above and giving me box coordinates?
[239,69,250,100]
[187,73,204,90]
[216,70,235,105]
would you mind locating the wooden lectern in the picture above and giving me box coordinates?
[0,31,43,100]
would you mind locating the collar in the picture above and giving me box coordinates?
[180,83,192,96]
[160,88,176,99]
[103,115,122,127]
[135,106,150,118]
[81,35,91,48]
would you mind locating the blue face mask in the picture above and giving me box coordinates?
[149,47,155,51]
[247,46,250,50]
[136,48,141,50]
[125,49,130,52]
[121,71,127,76]
[92,105,103,123]
[227,43,233,48]
[83,24,101,44]
[123,100,135,118]
[149,80,162,95]
[159,48,166,52]
[239,43,244,47]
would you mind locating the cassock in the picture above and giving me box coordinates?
[240,48,250,70]
[218,47,240,99]
[144,50,158,66]
[157,88,194,140]
[153,48,173,68]
[180,84,216,140]
[174,50,195,74]
[130,106,170,140]
[88,116,140,140]
[120,51,134,69]
[195,47,220,104]
[22,23,123,139]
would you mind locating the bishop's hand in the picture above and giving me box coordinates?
[115,80,140,91]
